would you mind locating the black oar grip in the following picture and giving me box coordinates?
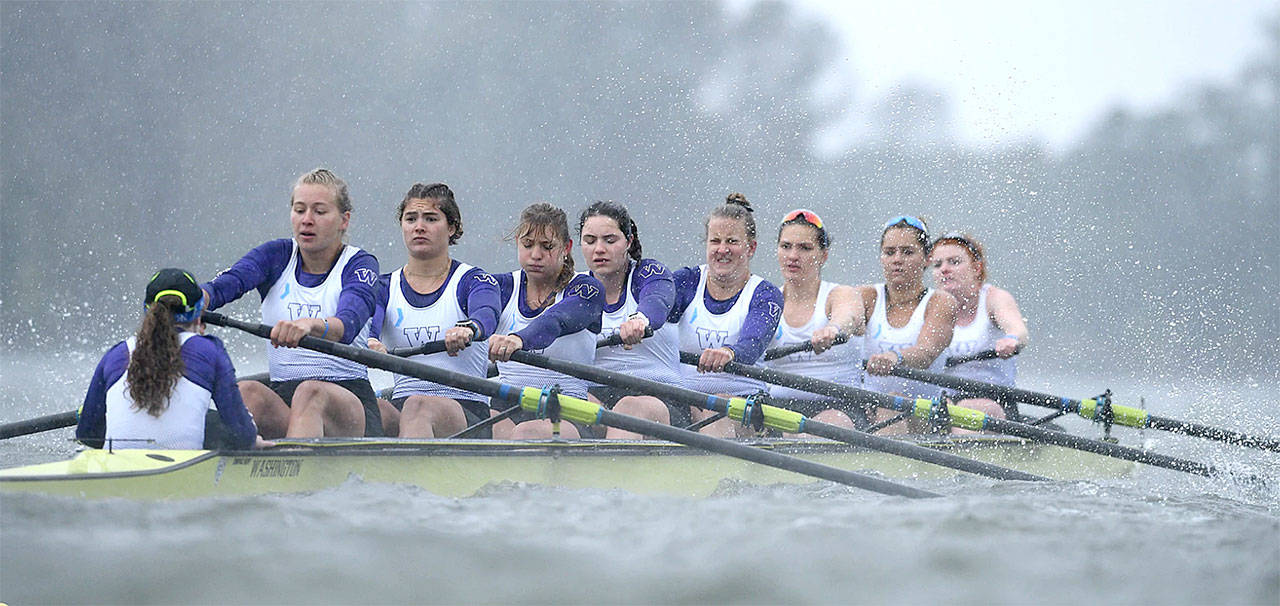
[596,326,655,348]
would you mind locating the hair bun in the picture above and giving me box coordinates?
[725,193,753,213]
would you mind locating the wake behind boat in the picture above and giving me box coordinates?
[0,435,1135,500]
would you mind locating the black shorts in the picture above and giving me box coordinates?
[768,397,870,430]
[390,396,493,439]
[585,385,693,434]
[260,377,383,437]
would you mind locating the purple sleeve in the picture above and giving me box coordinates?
[515,274,604,350]
[185,336,257,449]
[202,239,293,309]
[335,251,380,345]
[457,267,501,341]
[495,272,516,310]
[76,342,129,448]
[667,266,701,323]
[632,259,675,328]
[727,280,784,364]
[369,272,393,341]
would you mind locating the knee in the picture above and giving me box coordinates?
[614,396,669,424]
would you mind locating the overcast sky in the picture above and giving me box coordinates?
[781,0,1276,152]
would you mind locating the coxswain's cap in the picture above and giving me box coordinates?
[144,268,205,323]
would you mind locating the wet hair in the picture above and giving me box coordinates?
[578,200,642,262]
[398,182,463,245]
[291,167,352,214]
[127,296,188,417]
[513,202,576,295]
[778,211,830,249]
[933,232,988,283]
[880,215,931,254]
[706,193,757,242]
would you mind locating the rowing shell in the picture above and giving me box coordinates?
[0,435,1134,499]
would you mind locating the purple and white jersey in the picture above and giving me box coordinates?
[763,281,864,400]
[591,259,680,386]
[669,265,783,396]
[943,284,1016,387]
[862,283,945,399]
[494,271,604,399]
[77,333,257,450]
[372,261,501,402]
[203,238,380,382]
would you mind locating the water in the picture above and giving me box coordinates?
[2,352,1278,605]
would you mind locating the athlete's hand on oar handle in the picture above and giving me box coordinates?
[698,347,735,373]
[367,338,389,354]
[445,320,479,356]
[270,317,329,348]
[865,350,902,375]
[994,335,1021,358]
[489,334,524,362]
[809,326,847,354]
[618,312,649,349]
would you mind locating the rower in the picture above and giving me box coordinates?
[366,183,501,438]
[670,193,784,438]
[77,268,266,450]
[763,209,865,431]
[858,215,958,434]
[930,231,1029,429]
[201,168,383,438]
[577,201,684,439]
[488,203,605,439]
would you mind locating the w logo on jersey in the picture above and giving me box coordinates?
[695,327,730,349]
[287,302,323,320]
[566,283,599,300]
[402,325,442,346]
[765,301,782,318]
[473,273,498,286]
[353,268,378,286]
[637,263,665,279]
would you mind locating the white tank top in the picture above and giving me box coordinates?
[763,281,864,400]
[862,283,945,399]
[943,284,1016,387]
[592,264,682,386]
[105,333,210,449]
[495,271,596,399]
[261,241,371,381]
[381,265,491,402]
[678,266,767,396]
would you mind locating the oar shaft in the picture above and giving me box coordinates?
[203,312,937,497]
[512,351,1047,481]
[761,333,850,362]
[0,411,77,439]
[685,352,1233,479]
[890,366,1280,453]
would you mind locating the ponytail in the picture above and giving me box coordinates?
[127,296,186,417]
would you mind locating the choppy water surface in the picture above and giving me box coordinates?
[1,353,1277,605]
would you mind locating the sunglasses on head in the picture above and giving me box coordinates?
[782,208,825,230]
[883,215,926,233]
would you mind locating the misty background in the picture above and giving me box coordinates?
[2,2,1276,388]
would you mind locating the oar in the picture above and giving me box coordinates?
[595,327,655,348]
[682,352,1249,480]
[0,411,78,439]
[202,311,939,498]
[0,372,272,440]
[391,327,651,357]
[888,365,1280,453]
[944,348,1020,369]
[506,350,1048,481]
[761,332,851,362]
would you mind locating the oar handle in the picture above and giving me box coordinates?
[388,340,449,357]
[943,347,1021,368]
[761,332,851,362]
[595,326,655,348]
